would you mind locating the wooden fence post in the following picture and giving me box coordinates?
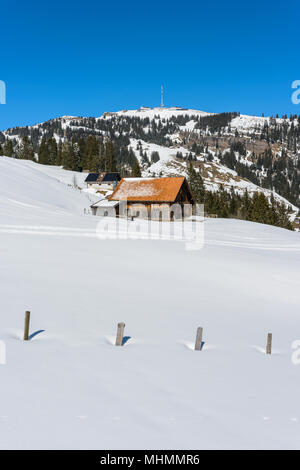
[266,333,272,355]
[115,322,125,346]
[24,311,30,341]
[195,327,203,351]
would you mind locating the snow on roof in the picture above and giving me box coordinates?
[109,177,186,202]
[91,199,119,208]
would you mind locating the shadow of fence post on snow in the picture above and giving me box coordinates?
[23,311,45,342]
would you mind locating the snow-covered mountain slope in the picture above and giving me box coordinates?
[0,157,96,224]
[99,107,299,133]
[1,106,299,216]
[0,157,300,449]
[230,114,299,132]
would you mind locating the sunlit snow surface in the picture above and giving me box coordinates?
[0,156,300,449]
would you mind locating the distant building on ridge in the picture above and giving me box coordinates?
[85,172,121,191]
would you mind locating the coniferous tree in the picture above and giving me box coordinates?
[17,136,34,160]
[3,139,14,157]
[61,140,79,171]
[38,137,49,164]
[85,135,99,171]
[105,141,117,172]
[56,140,63,166]
[151,151,160,163]
[187,162,205,203]
[132,158,141,177]
[48,138,58,165]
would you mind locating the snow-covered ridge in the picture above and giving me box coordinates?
[99,106,213,120]
[2,107,297,134]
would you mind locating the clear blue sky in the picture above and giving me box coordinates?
[0,0,299,130]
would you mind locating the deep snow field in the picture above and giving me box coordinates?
[1,156,300,449]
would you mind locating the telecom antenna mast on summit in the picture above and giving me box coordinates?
[161,85,164,107]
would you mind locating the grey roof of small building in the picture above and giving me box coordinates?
[101,173,121,183]
[85,172,121,183]
[85,173,99,183]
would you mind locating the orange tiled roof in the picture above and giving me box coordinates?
[109,177,186,202]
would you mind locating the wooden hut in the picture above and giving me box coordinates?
[106,176,194,220]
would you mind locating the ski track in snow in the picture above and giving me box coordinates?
[1,223,300,252]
